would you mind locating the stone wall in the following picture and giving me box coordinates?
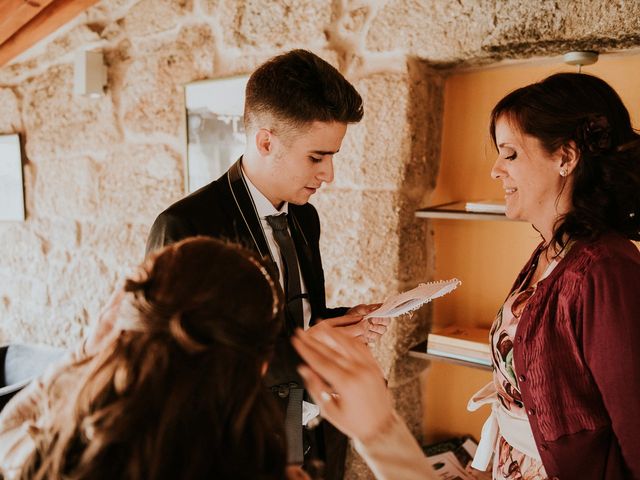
[1,0,639,477]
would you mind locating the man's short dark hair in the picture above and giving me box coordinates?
[244,49,364,132]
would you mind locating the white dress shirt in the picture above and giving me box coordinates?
[242,168,312,330]
[242,169,321,425]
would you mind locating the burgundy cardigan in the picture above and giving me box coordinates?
[512,233,640,480]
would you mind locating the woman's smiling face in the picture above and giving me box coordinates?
[491,115,574,239]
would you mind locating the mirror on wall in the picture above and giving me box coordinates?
[0,134,25,221]
[184,75,249,193]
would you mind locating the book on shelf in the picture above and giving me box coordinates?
[427,325,491,367]
[464,199,506,214]
[426,346,491,367]
[428,325,491,353]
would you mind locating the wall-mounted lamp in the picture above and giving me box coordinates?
[563,51,598,73]
[73,50,107,98]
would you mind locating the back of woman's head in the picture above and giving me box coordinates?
[24,237,286,480]
[129,235,282,360]
[490,72,640,245]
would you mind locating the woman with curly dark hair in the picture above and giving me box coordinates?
[465,72,640,480]
[291,73,639,480]
[0,237,293,480]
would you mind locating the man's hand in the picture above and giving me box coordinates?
[346,303,380,317]
[312,304,390,344]
[348,303,390,344]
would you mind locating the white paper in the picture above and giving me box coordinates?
[302,400,320,426]
[427,451,470,479]
[364,279,461,319]
[461,438,478,457]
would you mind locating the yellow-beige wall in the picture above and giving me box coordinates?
[422,51,640,443]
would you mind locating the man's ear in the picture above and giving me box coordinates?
[560,140,580,175]
[255,128,273,157]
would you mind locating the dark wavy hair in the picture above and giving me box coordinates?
[490,72,640,250]
[22,237,286,480]
[244,49,363,135]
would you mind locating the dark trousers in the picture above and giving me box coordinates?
[272,388,347,480]
[306,421,347,480]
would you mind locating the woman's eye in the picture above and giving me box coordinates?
[505,152,517,161]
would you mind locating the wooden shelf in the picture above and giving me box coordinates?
[415,201,521,222]
[409,340,493,371]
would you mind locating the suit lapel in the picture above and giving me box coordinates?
[225,159,273,262]
[225,162,325,324]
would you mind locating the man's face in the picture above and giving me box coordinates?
[262,121,347,207]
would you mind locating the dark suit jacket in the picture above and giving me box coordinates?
[146,159,347,379]
[146,159,348,478]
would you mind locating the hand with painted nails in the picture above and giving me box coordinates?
[311,313,367,343]
[292,322,394,442]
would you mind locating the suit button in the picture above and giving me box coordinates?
[518,374,526,382]
[515,335,522,343]
[539,443,548,451]
[527,408,536,416]
[277,384,290,398]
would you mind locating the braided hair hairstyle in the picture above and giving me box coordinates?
[22,237,285,480]
[490,72,640,250]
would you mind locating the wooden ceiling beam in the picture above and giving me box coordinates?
[0,0,100,68]
[0,0,57,46]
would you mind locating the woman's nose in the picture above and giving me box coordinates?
[491,157,505,180]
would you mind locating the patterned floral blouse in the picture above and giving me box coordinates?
[488,253,561,480]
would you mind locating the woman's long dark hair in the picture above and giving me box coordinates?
[22,237,286,480]
[490,72,640,250]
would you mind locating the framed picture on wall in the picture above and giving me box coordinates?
[184,75,249,193]
[0,134,25,221]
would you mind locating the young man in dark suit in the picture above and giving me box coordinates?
[146,49,388,479]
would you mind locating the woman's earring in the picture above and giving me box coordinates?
[559,167,568,177]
